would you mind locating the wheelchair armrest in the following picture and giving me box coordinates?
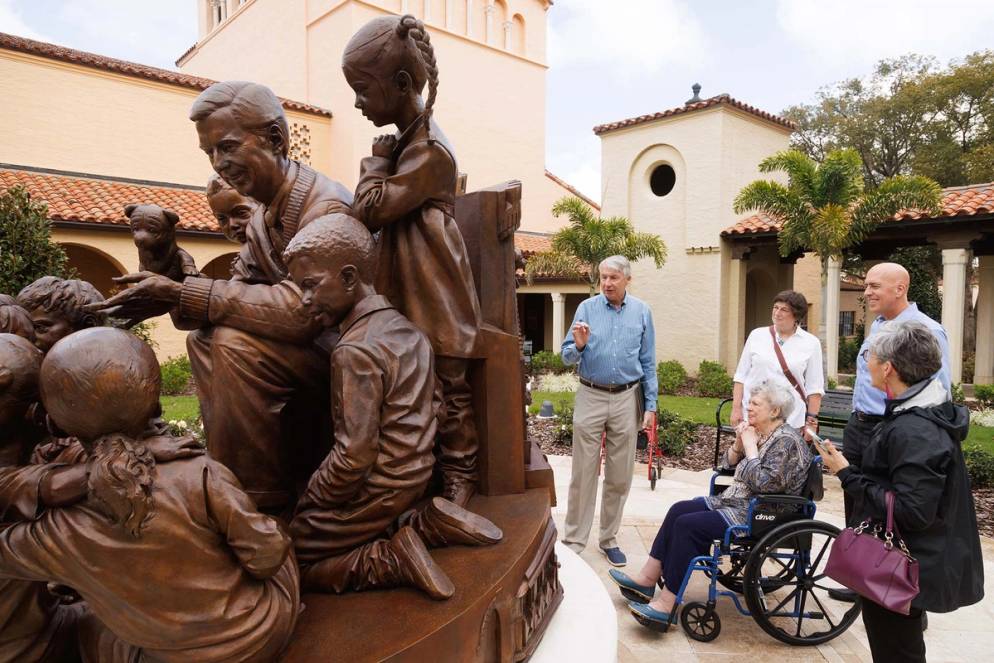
[713,467,735,477]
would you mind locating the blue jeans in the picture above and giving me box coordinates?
[649,498,727,592]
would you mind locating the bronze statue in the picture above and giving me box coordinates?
[125,203,200,282]
[91,81,355,512]
[344,15,482,506]
[0,328,300,662]
[0,295,35,343]
[16,277,106,353]
[206,173,255,245]
[284,215,500,600]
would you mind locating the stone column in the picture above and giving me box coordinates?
[466,0,474,37]
[825,256,841,381]
[551,292,566,354]
[723,247,750,373]
[446,0,455,29]
[485,2,495,45]
[401,0,410,13]
[942,247,970,384]
[503,19,512,49]
[975,255,994,385]
[424,0,432,21]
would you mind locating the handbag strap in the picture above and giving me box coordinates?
[769,326,807,403]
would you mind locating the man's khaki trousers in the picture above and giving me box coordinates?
[563,383,639,552]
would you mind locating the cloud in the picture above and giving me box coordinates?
[776,0,994,68]
[0,0,53,42]
[548,0,709,75]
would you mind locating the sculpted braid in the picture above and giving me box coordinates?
[397,14,439,143]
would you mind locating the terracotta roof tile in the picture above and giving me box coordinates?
[2,167,571,268]
[593,94,795,136]
[544,170,600,210]
[722,181,994,237]
[0,32,330,118]
[0,166,221,234]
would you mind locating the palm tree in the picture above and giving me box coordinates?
[733,148,942,340]
[524,196,667,293]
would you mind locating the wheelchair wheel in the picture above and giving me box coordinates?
[649,464,657,490]
[743,520,861,646]
[680,601,721,642]
[716,545,795,595]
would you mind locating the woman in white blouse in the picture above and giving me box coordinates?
[732,290,824,433]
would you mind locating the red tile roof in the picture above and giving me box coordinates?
[0,32,331,118]
[0,166,221,234]
[593,94,795,136]
[544,170,600,210]
[723,181,994,237]
[1,167,572,271]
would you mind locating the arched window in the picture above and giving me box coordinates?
[512,13,525,53]
[491,0,508,46]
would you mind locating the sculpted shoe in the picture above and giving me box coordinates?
[608,569,654,603]
[410,497,503,548]
[388,526,455,601]
[628,602,675,633]
[441,475,477,508]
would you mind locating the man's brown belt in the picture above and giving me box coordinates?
[579,378,640,394]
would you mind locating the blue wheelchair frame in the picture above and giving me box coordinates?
[669,458,823,621]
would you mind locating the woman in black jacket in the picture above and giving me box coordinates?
[821,321,984,662]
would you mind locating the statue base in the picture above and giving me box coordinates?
[282,488,563,662]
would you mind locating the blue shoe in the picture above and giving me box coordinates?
[600,546,627,567]
[628,601,674,632]
[608,569,655,603]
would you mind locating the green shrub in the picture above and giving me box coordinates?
[554,402,575,445]
[974,384,994,407]
[827,377,838,390]
[160,355,193,396]
[657,360,688,395]
[952,382,966,404]
[964,445,994,488]
[841,375,856,388]
[838,338,860,373]
[696,360,733,398]
[963,352,976,385]
[656,409,697,457]
[530,350,568,374]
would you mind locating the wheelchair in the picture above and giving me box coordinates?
[623,399,861,646]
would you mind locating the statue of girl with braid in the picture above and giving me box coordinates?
[343,14,482,507]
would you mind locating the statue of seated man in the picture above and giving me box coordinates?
[284,215,502,600]
[89,81,354,513]
[0,327,300,663]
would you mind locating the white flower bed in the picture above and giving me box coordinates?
[972,408,994,428]
[535,373,579,393]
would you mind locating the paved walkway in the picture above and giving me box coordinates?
[546,454,994,663]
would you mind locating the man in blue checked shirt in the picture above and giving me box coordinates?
[560,256,657,567]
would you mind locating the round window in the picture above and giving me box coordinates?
[650,164,676,197]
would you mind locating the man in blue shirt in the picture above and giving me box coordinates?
[560,256,657,567]
[831,262,951,603]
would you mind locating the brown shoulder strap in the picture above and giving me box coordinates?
[769,325,807,403]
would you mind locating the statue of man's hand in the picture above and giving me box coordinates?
[86,272,183,324]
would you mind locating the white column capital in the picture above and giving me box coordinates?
[550,292,566,304]
[941,247,971,266]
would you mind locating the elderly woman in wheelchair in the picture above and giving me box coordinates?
[609,379,815,634]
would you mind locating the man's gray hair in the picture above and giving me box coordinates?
[599,255,631,278]
[868,320,941,386]
[750,379,795,422]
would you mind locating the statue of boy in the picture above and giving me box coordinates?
[92,81,354,511]
[16,277,106,354]
[285,215,501,600]
[0,328,300,662]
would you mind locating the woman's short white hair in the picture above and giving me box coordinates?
[599,255,631,278]
[750,379,795,421]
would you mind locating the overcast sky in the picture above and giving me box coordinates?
[3,0,994,202]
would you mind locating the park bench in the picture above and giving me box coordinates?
[713,388,853,466]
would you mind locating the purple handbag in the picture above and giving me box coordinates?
[825,491,920,614]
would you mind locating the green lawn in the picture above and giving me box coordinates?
[531,389,994,451]
[160,395,200,423]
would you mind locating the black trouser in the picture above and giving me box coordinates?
[861,600,926,662]
[841,413,881,526]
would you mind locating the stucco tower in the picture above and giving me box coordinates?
[595,89,793,373]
